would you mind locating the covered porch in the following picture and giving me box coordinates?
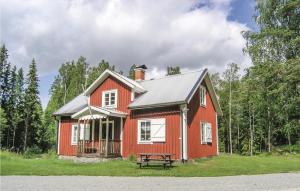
[71,106,126,158]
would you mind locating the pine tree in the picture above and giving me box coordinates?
[7,66,17,149]
[0,44,11,148]
[14,68,25,150]
[24,59,44,151]
[0,107,7,148]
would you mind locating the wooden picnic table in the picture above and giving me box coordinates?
[137,153,175,169]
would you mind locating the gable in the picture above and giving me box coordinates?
[187,72,222,116]
[89,75,132,112]
[84,69,145,96]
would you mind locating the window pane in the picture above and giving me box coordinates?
[73,126,77,143]
[145,122,151,141]
[141,122,145,140]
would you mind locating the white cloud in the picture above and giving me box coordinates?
[1,0,251,78]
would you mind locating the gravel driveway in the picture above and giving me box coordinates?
[1,173,300,191]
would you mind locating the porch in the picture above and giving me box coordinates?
[71,106,126,158]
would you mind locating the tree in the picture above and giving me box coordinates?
[218,63,240,154]
[243,0,300,152]
[0,44,11,148]
[14,68,25,150]
[128,64,136,79]
[0,107,7,148]
[24,59,44,151]
[167,66,181,75]
[7,66,17,149]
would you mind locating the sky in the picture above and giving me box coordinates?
[0,0,256,109]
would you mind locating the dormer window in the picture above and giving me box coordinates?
[102,89,117,108]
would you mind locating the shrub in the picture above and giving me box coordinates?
[128,154,136,161]
[42,149,57,159]
[23,146,42,159]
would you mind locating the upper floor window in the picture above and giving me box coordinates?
[102,89,117,108]
[199,85,206,106]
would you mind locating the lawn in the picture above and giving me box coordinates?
[1,151,300,176]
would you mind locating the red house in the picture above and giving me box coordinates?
[53,66,222,161]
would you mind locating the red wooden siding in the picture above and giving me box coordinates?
[59,119,77,156]
[90,76,131,113]
[187,82,217,158]
[123,106,181,160]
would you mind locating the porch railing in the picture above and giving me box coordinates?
[77,139,121,157]
[99,139,121,157]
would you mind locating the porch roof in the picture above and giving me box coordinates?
[71,105,127,120]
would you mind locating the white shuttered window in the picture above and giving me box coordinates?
[200,122,212,144]
[138,118,166,144]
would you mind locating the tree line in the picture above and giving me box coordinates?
[0,45,45,152]
[214,0,299,154]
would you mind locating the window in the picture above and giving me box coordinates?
[102,89,117,108]
[71,124,78,145]
[140,121,151,141]
[200,122,212,144]
[80,124,90,141]
[71,123,90,145]
[199,85,206,106]
[138,118,166,144]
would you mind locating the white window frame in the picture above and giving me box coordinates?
[200,122,212,144]
[102,89,118,108]
[71,124,78,145]
[199,85,206,107]
[138,119,152,144]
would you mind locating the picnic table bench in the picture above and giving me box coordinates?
[137,153,175,169]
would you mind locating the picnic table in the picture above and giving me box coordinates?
[137,153,175,169]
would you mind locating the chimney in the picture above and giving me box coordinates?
[134,65,147,81]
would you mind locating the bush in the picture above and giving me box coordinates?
[23,146,42,159]
[42,149,57,159]
[128,154,136,161]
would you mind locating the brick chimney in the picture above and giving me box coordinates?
[134,65,147,81]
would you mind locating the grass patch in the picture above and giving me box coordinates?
[1,151,299,176]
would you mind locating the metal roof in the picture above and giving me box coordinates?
[128,70,206,109]
[53,68,222,116]
[53,93,88,116]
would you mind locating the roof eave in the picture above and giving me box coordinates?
[128,101,186,110]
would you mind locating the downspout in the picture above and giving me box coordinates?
[180,104,188,162]
[180,108,183,162]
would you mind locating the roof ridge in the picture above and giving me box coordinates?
[142,69,204,82]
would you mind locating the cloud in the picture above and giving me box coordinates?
[1,0,250,78]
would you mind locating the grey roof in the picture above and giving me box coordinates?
[53,93,88,116]
[128,70,206,109]
[53,69,211,116]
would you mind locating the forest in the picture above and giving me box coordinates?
[0,0,299,154]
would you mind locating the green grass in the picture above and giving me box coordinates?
[1,151,300,176]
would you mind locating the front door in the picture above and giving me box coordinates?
[101,121,114,140]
